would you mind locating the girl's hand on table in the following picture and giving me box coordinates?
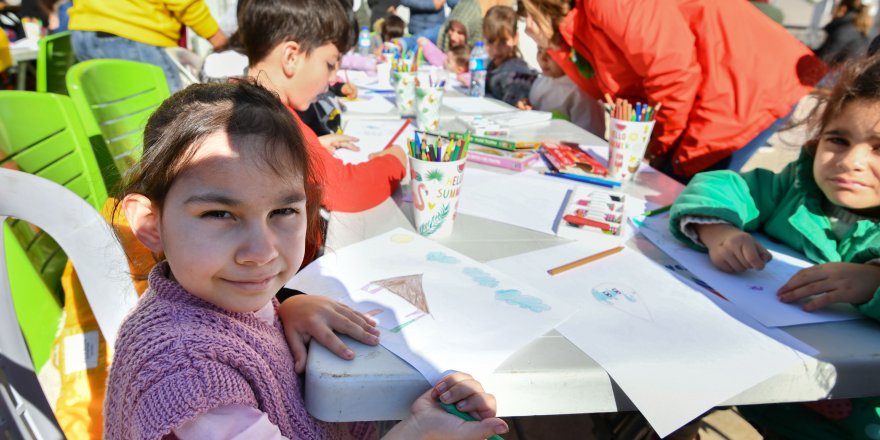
[696,223,772,273]
[278,295,379,373]
[778,262,880,312]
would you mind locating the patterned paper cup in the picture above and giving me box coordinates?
[415,85,444,132]
[393,72,416,117]
[607,118,656,181]
[409,157,466,239]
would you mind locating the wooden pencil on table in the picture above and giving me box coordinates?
[547,246,625,276]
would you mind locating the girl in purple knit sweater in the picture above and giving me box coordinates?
[105,81,509,440]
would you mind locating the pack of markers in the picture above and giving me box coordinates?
[539,142,609,177]
[557,186,628,239]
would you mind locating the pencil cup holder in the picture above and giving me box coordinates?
[607,118,655,181]
[394,72,416,117]
[415,84,444,132]
[409,157,466,239]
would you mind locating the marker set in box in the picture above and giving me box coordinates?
[559,187,627,237]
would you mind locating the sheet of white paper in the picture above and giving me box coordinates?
[458,168,572,234]
[638,216,863,327]
[287,229,574,384]
[336,119,414,165]
[338,69,394,91]
[442,97,516,114]
[488,243,803,437]
[342,96,395,114]
[631,234,819,356]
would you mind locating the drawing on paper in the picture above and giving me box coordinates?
[591,283,652,321]
[463,267,499,288]
[390,233,415,244]
[361,274,431,333]
[426,251,460,264]
[750,285,764,291]
[495,289,551,312]
[363,274,430,314]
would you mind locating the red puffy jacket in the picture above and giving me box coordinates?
[549,0,825,177]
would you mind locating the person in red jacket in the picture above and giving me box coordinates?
[240,0,406,212]
[521,0,826,181]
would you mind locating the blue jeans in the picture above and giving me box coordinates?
[661,106,795,183]
[724,107,795,172]
[71,30,183,92]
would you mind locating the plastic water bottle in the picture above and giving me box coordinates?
[357,26,371,56]
[469,40,488,97]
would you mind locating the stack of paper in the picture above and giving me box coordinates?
[488,242,805,437]
[286,229,575,383]
[637,216,863,327]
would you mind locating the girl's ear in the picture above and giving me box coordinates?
[281,41,302,77]
[122,194,163,254]
[507,34,519,48]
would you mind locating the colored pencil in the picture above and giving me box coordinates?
[543,171,621,188]
[547,246,625,276]
[643,204,672,217]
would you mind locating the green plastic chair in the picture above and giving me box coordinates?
[36,31,75,94]
[0,91,109,370]
[66,59,170,183]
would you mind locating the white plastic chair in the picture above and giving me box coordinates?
[0,168,138,439]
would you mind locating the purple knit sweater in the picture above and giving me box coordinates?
[104,262,376,440]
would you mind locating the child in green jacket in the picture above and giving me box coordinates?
[669,54,880,439]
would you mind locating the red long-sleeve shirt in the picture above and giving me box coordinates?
[288,107,406,212]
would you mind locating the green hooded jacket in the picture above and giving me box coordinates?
[669,151,880,321]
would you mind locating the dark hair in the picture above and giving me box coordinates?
[116,81,324,263]
[838,0,871,35]
[381,14,406,42]
[521,0,572,46]
[447,19,468,47]
[483,5,518,45]
[804,55,880,153]
[448,45,470,70]
[239,0,353,66]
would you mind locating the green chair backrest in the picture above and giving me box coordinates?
[66,59,170,179]
[36,31,75,95]
[0,91,109,369]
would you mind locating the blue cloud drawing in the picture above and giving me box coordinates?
[462,267,499,287]
[495,289,550,312]
[426,251,460,264]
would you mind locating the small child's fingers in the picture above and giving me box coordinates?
[756,242,773,263]
[709,252,735,273]
[436,378,485,407]
[338,142,361,152]
[741,243,767,271]
[778,266,826,294]
[455,391,498,419]
[802,290,840,312]
[432,372,477,400]
[285,333,309,374]
[329,310,381,345]
[720,251,747,273]
[778,279,832,304]
[309,326,358,360]
[456,418,509,439]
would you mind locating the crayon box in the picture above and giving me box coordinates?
[466,146,539,171]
